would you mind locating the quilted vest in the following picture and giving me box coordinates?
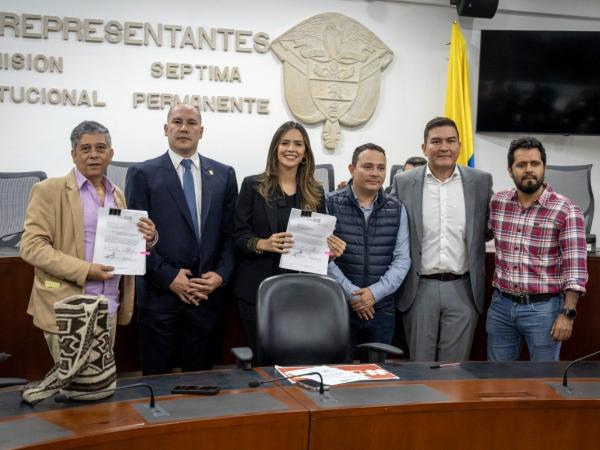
[327,184,402,308]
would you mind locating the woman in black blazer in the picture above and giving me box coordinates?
[232,121,345,351]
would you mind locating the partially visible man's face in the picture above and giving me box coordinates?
[71,133,113,181]
[422,125,460,173]
[164,104,204,157]
[509,148,545,194]
[349,149,386,195]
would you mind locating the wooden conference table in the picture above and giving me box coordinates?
[0,362,599,450]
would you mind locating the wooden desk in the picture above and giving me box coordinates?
[0,369,308,450]
[0,363,599,450]
[0,256,53,380]
[280,362,600,450]
[290,379,600,450]
[16,388,306,450]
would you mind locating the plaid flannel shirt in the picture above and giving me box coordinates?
[489,183,587,295]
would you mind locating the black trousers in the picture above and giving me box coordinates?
[138,292,224,375]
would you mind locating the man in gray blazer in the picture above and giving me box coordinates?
[391,117,492,362]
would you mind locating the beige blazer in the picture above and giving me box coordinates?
[20,170,135,332]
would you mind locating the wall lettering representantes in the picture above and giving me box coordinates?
[0,11,271,113]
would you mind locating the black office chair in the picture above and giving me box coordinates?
[383,164,403,195]
[545,164,594,235]
[106,161,137,192]
[0,171,47,249]
[232,274,402,367]
[388,164,403,186]
[315,164,335,193]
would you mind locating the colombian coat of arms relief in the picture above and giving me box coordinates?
[271,12,393,150]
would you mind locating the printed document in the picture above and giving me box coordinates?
[93,208,147,275]
[279,208,336,275]
[275,364,398,386]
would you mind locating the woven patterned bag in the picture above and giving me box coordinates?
[21,295,116,405]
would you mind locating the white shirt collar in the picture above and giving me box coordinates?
[425,164,461,183]
[168,149,200,170]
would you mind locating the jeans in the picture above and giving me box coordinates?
[486,289,563,361]
[350,303,396,358]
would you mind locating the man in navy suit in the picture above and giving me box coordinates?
[126,104,238,374]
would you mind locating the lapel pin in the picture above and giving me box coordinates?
[208,169,214,176]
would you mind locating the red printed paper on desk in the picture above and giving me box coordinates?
[275,364,398,386]
[334,364,399,380]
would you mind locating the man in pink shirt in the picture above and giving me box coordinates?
[21,121,157,361]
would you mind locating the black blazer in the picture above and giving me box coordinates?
[125,152,238,310]
[232,175,325,303]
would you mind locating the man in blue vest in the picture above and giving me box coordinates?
[327,143,411,355]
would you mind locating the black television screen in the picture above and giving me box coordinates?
[477,30,600,135]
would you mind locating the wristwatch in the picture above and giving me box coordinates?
[561,308,577,319]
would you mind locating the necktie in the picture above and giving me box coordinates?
[181,159,200,240]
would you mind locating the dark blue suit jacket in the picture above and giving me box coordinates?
[125,151,238,310]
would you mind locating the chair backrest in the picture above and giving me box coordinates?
[389,164,402,186]
[545,164,594,234]
[0,171,47,247]
[106,161,136,192]
[256,273,350,366]
[314,164,335,193]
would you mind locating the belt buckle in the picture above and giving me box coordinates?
[515,294,529,304]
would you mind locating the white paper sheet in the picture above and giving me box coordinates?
[93,207,147,275]
[279,208,337,275]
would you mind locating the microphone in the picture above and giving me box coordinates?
[55,383,156,408]
[248,371,326,394]
[562,349,600,387]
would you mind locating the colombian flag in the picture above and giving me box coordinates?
[444,22,474,167]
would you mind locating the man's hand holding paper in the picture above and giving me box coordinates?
[93,208,153,275]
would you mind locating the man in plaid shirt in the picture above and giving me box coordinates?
[487,137,588,361]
